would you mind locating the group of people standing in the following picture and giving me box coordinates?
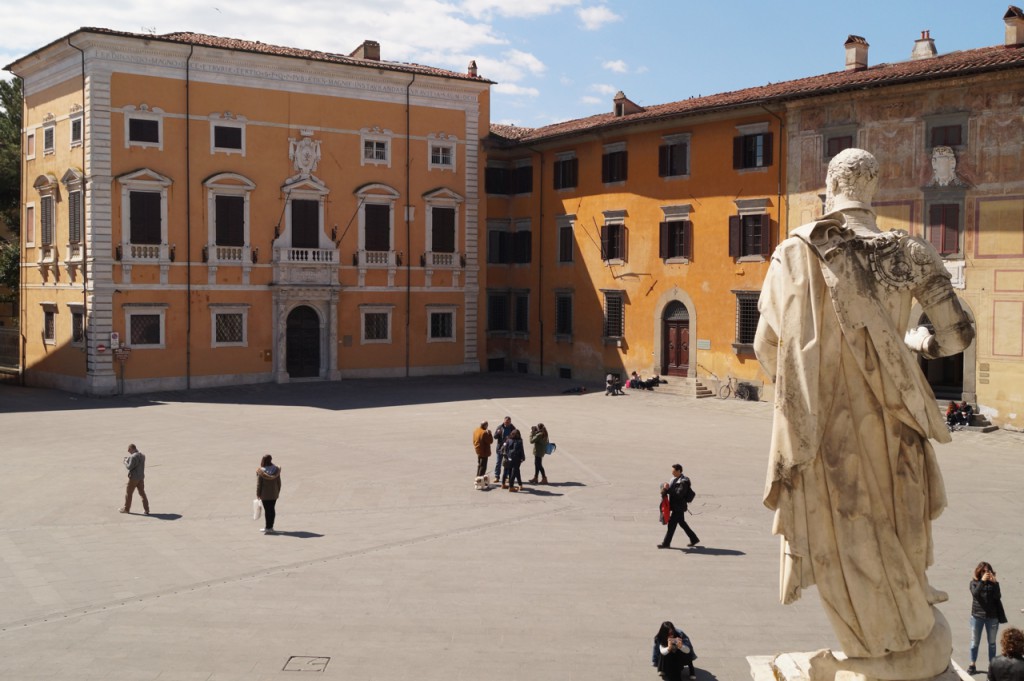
[473,416,550,491]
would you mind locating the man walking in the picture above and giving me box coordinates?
[473,420,494,477]
[658,464,698,549]
[120,443,150,515]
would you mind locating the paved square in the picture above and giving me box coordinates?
[0,376,1021,680]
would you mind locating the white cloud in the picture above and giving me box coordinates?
[580,95,602,105]
[577,5,622,31]
[589,83,618,95]
[494,83,541,97]
[472,49,546,86]
[559,76,574,86]
[463,0,580,19]
[602,59,628,73]
[635,65,649,74]
[505,49,546,75]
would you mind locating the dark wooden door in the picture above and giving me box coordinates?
[664,321,689,376]
[286,306,320,378]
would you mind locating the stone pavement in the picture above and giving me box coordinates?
[0,375,1020,681]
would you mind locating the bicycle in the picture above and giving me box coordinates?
[717,375,752,401]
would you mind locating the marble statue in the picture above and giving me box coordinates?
[753,149,975,681]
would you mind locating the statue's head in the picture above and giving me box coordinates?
[825,148,879,213]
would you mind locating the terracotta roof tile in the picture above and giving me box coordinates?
[8,27,491,83]
[491,43,1024,144]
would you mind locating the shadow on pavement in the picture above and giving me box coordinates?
[542,481,585,488]
[516,488,564,497]
[684,547,745,556]
[145,513,182,521]
[0,374,598,414]
[269,531,324,539]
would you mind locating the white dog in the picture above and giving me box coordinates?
[475,475,491,490]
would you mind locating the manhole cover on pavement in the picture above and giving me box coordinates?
[283,656,331,672]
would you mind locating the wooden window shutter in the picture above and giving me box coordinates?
[659,221,669,258]
[928,205,943,251]
[681,220,692,259]
[600,224,609,260]
[621,151,628,181]
[732,137,743,169]
[601,154,610,183]
[619,225,628,262]
[659,145,670,177]
[759,215,772,256]
[728,215,741,257]
[763,133,773,167]
[943,204,960,255]
[569,158,578,187]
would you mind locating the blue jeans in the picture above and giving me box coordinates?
[969,615,999,663]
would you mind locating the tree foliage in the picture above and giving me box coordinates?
[0,76,23,237]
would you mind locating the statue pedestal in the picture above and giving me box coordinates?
[747,653,970,681]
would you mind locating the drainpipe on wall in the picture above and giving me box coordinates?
[759,104,787,238]
[405,74,415,378]
[17,77,27,384]
[67,38,88,377]
[185,45,194,389]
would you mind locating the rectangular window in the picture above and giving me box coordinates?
[213,125,243,151]
[363,139,387,162]
[43,310,55,342]
[431,207,456,253]
[600,223,627,261]
[363,312,389,341]
[553,157,578,190]
[602,150,628,183]
[513,164,533,194]
[659,220,691,260]
[728,214,770,259]
[733,133,773,169]
[558,225,574,263]
[70,117,83,146]
[68,190,83,244]
[930,124,963,148]
[291,199,319,249]
[25,204,35,244]
[485,166,510,194]
[928,203,961,256]
[26,132,35,158]
[215,313,244,344]
[71,311,84,344]
[512,230,532,264]
[658,141,689,177]
[43,126,55,153]
[364,204,391,252]
[487,226,511,264]
[40,195,55,246]
[555,293,573,336]
[215,195,245,247]
[826,135,853,158]
[734,291,761,350]
[513,292,529,334]
[129,314,162,346]
[603,291,624,338]
[430,144,453,168]
[487,292,510,332]
[128,118,160,144]
[429,311,454,340]
[129,191,162,245]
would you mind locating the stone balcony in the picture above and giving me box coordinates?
[273,247,339,286]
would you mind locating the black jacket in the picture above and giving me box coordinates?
[970,579,1004,620]
[663,475,692,514]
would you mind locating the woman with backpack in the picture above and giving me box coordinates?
[502,430,525,492]
[528,423,549,484]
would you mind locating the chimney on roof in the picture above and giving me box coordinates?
[350,40,380,61]
[468,60,478,77]
[845,35,869,71]
[911,30,937,59]
[612,91,644,117]
[1005,6,1024,46]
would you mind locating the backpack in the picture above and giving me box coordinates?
[672,477,696,504]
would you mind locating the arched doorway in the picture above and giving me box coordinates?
[662,301,690,377]
[917,312,964,400]
[286,306,321,378]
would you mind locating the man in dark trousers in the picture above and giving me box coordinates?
[493,416,515,482]
[658,464,699,549]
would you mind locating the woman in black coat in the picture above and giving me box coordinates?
[968,561,1007,675]
[654,621,697,680]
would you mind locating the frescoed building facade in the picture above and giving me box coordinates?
[7,29,490,394]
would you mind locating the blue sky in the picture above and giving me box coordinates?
[1,0,1015,127]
